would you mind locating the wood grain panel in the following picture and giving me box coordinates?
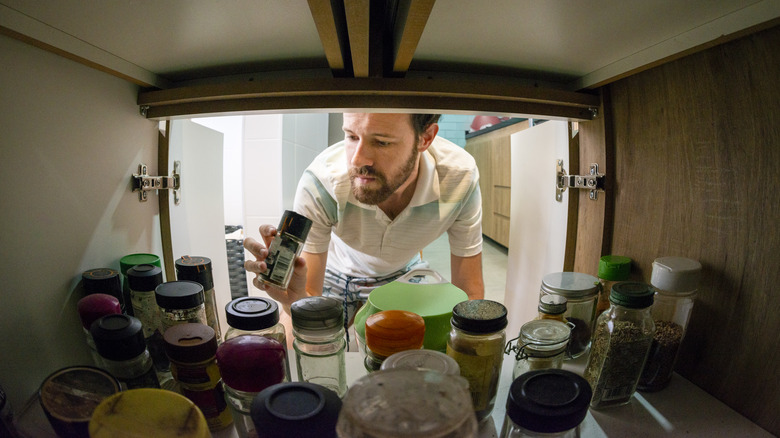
[344,0,370,77]
[466,138,493,242]
[605,25,780,435]
[493,186,511,218]
[492,214,510,248]
[307,0,346,73]
[492,137,511,187]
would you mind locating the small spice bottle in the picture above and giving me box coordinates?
[291,296,347,397]
[539,272,600,359]
[216,335,287,438]
[250,382,343,438]
[507,319,571,380]
[163,323,233,432]
[77,293,122,367]
[595,255,632,315]
[225,296,291,381]
[535,294,568,323]
[638,256,702,392]
[155,280,208,332]
[380,349,461,375]
[364,310,425,372]
[583,282,655,409]
[446,299,507,423]
[90,314,160,390]
[175,256,223,341]
[499,369,591,438]
[127,263,171,387]
[119,253,162,317]
[82,268,125,314]
[260,210,312,289]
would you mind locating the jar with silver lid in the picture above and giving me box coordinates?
[155,280,208,332]
[380,349,460,375]
[539,272,600,359]
[506,319,571,380]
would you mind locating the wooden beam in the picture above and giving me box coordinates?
[392,0,435,75]
[157,121,176,281]
[344,0,370,77]
[307,0,347,74]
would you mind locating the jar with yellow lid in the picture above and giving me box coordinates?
[364,310,425,372]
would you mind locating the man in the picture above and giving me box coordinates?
[244,113,484,330]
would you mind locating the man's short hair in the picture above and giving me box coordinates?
[410,114,441,137]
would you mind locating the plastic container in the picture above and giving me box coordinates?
[584,282,655,409]
[446,299,507,423]
[499,369,591,438]
[175,256,223,341]
[259,210,312,290]
[380,349,460,376]
[251,382,342,438]
[155,280,208,331]
[336,369,477,438]
[539,272,600,359]
[638,256,702,392]
[507,319,571,380]
[291,296,348,397]
[364,310,425,372]
[595,255,632,315]
[90,314,160,390]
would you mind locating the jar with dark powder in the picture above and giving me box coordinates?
[638,257,701,392]
[539,272,600,359]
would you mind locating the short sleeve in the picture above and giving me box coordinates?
[293,170,338,254]
[447,170,483,257]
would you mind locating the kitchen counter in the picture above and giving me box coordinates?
[15,351,772,437]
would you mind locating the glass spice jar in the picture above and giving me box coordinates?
[225,296,292,381]
[77,293,122,368]
[260,210,313,290]
[380,349,461,376]
[127,264,172,387]
[175,256,223,341]
[446,299,507,423]
[90,314,160,390]
[584,282,655,409]
[499,369,591,438]
[155,280,208,332]
[82,268,125,314]
[539,272,600,359]
[638,256,701,392]
[535,294,568,323]
[506,319,571,380]
[364,310,425,372]
[119,253,162,317]
[595,255,632,315]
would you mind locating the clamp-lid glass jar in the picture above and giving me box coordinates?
[539,272,600,359]
[507,319,571,380]
[364,310,425,372]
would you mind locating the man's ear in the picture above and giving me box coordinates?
[417,123,439,152]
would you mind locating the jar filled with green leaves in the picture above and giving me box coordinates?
[583,282,655,409]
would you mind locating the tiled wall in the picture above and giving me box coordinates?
[437,114,474,147]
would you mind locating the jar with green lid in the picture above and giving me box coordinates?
[364,310,425,372]
[155,280,208,332]
[446,299,507,423]
[175,256,223,342]
[506,319,571,380]
[595,255,632,315]
[539,272,600,359]
[638,256,701,392]
[119,253,162,317]
[584,281,655,409]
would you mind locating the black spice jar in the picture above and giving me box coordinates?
[155,280,208,332]
[251,382,342,438]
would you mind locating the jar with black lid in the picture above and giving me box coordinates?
[90,314,160,390]
[82,268,124,314]
[175,256,223,341]
[260,210,312,290]
[446,299,507,423]
[155,280,208,332]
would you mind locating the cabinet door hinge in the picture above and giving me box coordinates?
[131,162,181,204]
[556,160,604,202]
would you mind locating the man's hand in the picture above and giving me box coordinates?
[244,224,309,311]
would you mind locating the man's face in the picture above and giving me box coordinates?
[344,113,420,205]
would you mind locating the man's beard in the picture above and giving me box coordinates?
[349,144,419,205]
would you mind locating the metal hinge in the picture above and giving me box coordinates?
[131,162,181,204]
[556,160,604,202]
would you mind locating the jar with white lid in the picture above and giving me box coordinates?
[539,272,600,359]
[506,319,571,380]
[638,256,701,392]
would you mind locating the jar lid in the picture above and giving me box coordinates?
[451,300,507,334]
[77,294,122,329]
[39,366,121,425]
[598,255,632,281]
[519,320,571,353]
[163,323,217,363]
[127,264,163,292]
[651,256,702,293]
[155,281,204,310]
[82,268,122,298]
[506,369,591,433]
[175,256,214,291]
[380,349,461,376]
[541,272,600,299]
[290,297,344,335]
[609,281,655,308]
[538,294,567,315]
[119,253,161,275]
[216,335,286,392]
[278,210,313,240]
[90,314,146,360]
[226,297,279,330]
[250,382,342,438]
[365,310,425,357]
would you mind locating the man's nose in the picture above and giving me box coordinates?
[350,139,373,168]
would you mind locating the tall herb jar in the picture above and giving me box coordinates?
[638,256,701,392]
[175,256,223,341]
[155,280,208,332]
[446,299,507,423]
[584,282,655,409]
[539,272,600,359]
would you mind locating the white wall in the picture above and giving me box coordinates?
[0,36,160,409]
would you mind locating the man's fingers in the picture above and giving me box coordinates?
[259,225,277,247]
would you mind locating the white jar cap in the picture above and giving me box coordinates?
[650,257,702,293]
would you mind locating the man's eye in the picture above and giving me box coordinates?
[346,135,359,141]
[376,140,390,146]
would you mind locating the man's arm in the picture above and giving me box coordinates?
[450,252,485,300]
[302,251,328,298]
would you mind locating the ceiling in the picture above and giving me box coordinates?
[2,0,778,118]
